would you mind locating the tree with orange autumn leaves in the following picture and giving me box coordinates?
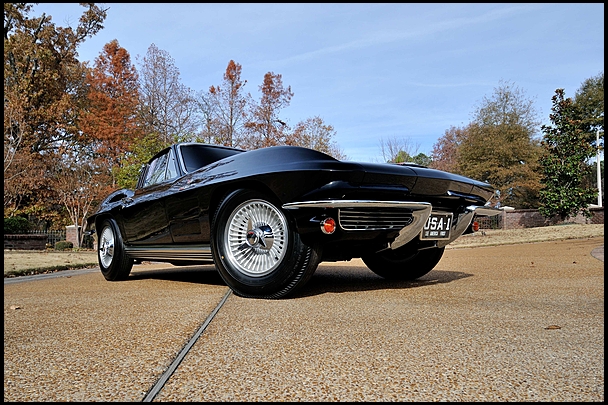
[430,125,467,173]
[78,39,142,187]
[50,38,141,244]
[242,71,294,149]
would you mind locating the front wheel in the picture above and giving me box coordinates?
[362,244,445,280]
[211,189,321,299]
[97,218,133,281]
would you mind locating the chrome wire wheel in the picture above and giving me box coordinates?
[98,225,115,269]
[223,199,288,277]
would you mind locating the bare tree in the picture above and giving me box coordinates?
[201,60,253,147]
[138,44,198,144]
[194,91,220,144]
[3,102,24,184]
[79,39,141,187]
[52,147,112,246]
[378,136,421,163]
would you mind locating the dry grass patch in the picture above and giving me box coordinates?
[4,250,98,277]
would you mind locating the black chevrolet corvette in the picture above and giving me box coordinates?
[85,142,500,298]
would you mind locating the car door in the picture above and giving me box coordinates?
[165,144,212,244]
[116,148,180,245]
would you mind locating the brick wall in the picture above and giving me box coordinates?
[4,234,47,250]
[503,209,561,229]
[570,207,604,225]
[478,207,604,229]
[65,225,81,248]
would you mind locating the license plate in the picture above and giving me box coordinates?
[420,212,453,240]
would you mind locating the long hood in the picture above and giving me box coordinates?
[356,162,494,202]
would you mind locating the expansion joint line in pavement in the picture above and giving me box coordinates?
[142,288,233,402]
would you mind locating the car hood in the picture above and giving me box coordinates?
[355,162,494,201]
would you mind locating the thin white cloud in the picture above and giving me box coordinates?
[264,4,544,66]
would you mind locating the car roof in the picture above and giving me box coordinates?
[147,142,245,164]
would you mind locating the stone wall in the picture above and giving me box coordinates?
[4,234,47,250]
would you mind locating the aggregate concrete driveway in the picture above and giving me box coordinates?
[4,237,604,402]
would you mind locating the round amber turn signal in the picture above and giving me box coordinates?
[320,217,336,234]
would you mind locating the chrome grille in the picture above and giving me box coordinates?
[339,208,413,231]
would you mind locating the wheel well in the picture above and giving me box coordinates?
[94,214,114,236]
[208,181,279,220]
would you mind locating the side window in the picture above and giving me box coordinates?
[165,148,180,180]
[143,153,168,187]
[142,149,180,188]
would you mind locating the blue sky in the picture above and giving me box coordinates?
[35,3,604,162]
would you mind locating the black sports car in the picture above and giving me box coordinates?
[85,142,500,299]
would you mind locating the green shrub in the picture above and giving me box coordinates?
[4,216,31,234]
[54,240,74,251]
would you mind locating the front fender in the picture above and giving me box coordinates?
[85,188,135,234]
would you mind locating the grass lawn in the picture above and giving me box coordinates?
[4,249,98,277]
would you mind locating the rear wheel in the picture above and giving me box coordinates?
[362,244,445,280]
[97,218,133,281]
[211,189,321,299]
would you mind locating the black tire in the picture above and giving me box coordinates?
[211,189,321,299]
[362,244,445,281]
[97,218,133,281]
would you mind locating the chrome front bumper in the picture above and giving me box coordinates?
[435,205,502,248]
[282,200,502,250]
